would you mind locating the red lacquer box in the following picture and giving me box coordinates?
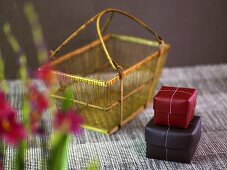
[153,86,197,128]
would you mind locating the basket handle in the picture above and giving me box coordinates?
[96,8,164,71]
[50,8,164,71]
[50,12,101,60]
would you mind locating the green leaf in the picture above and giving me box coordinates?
[0,55,8,93]
[3,23,20,53]
[23,2,38,24]
[1,82,9,93]
[0,56,5,81]
[19,67,27,81]
[22,99,30,128]
[62,87,74,111]
[48,130,63,149]
[23,2,48,64]
[19,54,28,81]
[0,140,4,156]
[19,54,27,66]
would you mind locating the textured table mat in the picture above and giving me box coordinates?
[2,64,227,169]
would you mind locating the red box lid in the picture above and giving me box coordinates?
[153,86,196,115]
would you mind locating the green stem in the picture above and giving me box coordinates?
[0,141,4,170]
[49,134,69,170]
[14,141,27,170]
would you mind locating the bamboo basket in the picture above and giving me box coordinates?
[48,8,170,134]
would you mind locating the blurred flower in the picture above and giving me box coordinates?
[54,110,83,135]
[36,62,55,86]
[0,90,5,102]
[0,161,2,170]
[31,118,46,135]
[29,85,48,112]
[30,111,42,134]
[28,85,48,134]
[0,91,26,145]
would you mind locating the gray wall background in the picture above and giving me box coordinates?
[1,0,227,79]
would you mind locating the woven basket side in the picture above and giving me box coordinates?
[53,38,113,78]
[49,34,169,134]
[121,56,159,121]
[109,36,159,69]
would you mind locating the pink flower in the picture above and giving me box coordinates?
[29,85,48,112]
[54,110,83,135]
[36,62,55,86]
[0,91,26,145]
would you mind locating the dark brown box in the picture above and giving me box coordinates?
[145,116,201,163]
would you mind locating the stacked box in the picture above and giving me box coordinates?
[145,86,201,163]
[145,116,201,163]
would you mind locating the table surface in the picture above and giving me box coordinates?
[2,64,227,170]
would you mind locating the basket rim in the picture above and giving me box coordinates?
[48,34,170,86]
[50,50,163,87]
[50,33,162,67]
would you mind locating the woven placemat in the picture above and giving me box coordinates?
[2,64,227,169]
